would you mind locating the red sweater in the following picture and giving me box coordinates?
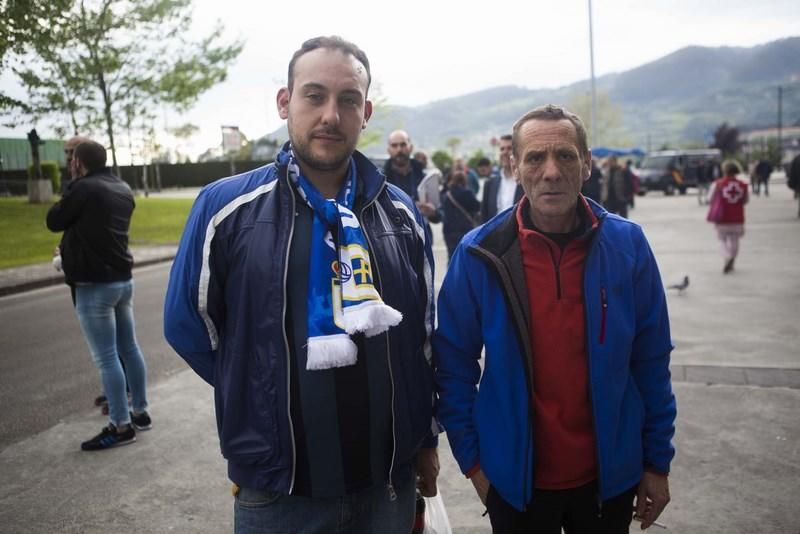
[714,176,748,224]
[516,198,598,490]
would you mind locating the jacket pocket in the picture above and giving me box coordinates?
[235,487,283,509]
[216,350,280,463]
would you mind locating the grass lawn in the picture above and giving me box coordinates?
[0,196,194,269]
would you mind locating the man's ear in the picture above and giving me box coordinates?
[583,150,592,181]
[277,87,290,120]
[511,154,519,179]
[362,100,373,129]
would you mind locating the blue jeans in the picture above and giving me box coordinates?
[75,280,148,427]
[234,472,415,534]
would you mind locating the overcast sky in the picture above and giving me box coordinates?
[2,0,799,160]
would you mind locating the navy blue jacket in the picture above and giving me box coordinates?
[164,146,436,494]
[434,199,676,510]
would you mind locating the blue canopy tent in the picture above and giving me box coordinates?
[591,147,645,158]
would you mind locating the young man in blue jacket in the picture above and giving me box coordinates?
[164,36,438,533]
[434,104,676,533]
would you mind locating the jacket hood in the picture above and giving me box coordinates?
[275,141,387,204]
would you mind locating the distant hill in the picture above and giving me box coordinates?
[264,37,800,155]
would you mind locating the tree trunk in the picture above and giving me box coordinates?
[97,70,119,176]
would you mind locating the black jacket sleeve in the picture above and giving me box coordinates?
[46,181,88,232]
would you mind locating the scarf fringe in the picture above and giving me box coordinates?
[306,335,358,370]
[344,301,403,337]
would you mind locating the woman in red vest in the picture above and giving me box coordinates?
[708,160,748,273]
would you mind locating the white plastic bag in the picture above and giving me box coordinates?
[423,493,453,534]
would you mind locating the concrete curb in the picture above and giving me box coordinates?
[0,255,176,297]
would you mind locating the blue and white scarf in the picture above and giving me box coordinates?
[286,152,403,370]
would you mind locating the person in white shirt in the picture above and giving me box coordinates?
[481,134,523,222]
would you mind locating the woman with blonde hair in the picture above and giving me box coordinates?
[707,159,748,273]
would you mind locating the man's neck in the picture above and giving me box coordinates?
[501,166,513,179]
[298,161,349,199]
[528,203,581,234]
[390,160,411,176]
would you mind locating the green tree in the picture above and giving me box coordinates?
[467,149,487,170]
[747,138,781,167]
[431,150,453,172]
[711,122,741,157]
[5,0,243,173]
[0,0,72,109]
[357,83,389,150]
[567,90,628,147]
[445,137,461,158]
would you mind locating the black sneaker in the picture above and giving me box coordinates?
[723,258,735,274]
[130,411,152,431]
[81,424,136,451]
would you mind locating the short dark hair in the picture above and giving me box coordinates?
[477,157,491,167]
[73,141,107,173]
[499,134,512,142]
[512,104,589,158]
[287,36,371,94]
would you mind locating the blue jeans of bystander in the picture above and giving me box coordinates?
[75,280,148,427]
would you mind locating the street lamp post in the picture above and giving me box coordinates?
[588,0,597,149]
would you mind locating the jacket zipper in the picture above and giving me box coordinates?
[359,183,399,501]
[281,173,298,494]
[471,245,534,510]
[599,287,607,345]
[549,245,562,300]
[581,219,605,516]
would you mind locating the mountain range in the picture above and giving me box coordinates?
[265,36,800,156]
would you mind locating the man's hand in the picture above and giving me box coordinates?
[634,471,670,530]
[470,469,490,505]
[415,201,436,219]
[416,447,439,497]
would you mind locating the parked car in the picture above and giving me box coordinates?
[636,149,721,195]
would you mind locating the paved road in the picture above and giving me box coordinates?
[0,263,184,449]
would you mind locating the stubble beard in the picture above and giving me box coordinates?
[289,125,356,173]
[391,152,410,168]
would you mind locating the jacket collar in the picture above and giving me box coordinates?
[275,141,387,206]
[475,194,607,258]
[383,157,424,180]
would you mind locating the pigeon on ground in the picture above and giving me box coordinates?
[667,275,689,294]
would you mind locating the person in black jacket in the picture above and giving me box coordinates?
[384,130,441,224]
[789,153,800,217]
[753,159,773,196]
[46,141,151,451]
[442,170,481,259]
[481,135,523,222]
[581,158,602,203]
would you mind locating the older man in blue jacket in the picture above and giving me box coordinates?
[434,104,675,533]
[165,36,438,533]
